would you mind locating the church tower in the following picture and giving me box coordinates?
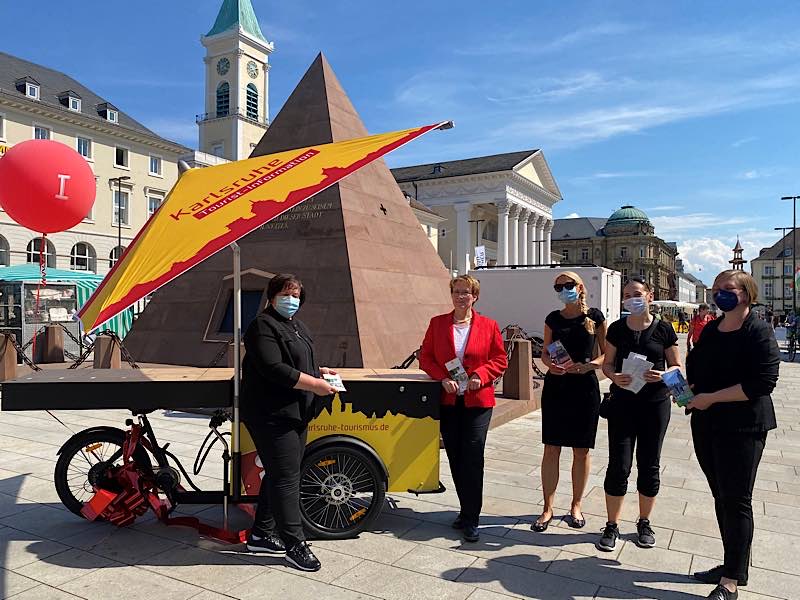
[730,237,747,271]
[199,0,273,161]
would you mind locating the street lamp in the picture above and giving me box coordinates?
[781,196,799,316]
[110,176,130,264]
[775,226,792,315]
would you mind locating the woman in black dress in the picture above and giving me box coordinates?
[687,270,779,600]
[533,271,606,532]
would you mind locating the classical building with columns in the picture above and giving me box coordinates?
[391,150,562,275]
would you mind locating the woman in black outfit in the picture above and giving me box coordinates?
[687,270,779,600]
[241,274,337,572]
[598,277,681,552]
[533,271,606,532]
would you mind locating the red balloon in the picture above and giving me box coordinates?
[0,139,97,233]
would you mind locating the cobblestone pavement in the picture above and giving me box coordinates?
[0,337,797,599]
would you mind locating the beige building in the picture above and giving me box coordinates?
[0,52,189,274]
[197,0,273,161]
[751,229,797,316]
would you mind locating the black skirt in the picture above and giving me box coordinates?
[541,371,601,448]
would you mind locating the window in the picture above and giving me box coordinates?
[620,246,628,258]
[764,265,775,276]
[786,283,793,299]
[580,248,589,261]
[0,236,9,266]
[69,97,81,112]
[113,190,130,226]
[218,290,264,334]
[114,146,129,168]
[639,246,646,258]
[246,83,259,120]
[109,246,126,268]
[639,268,646,279]
[786,248,794,258]
[26,83,39,99]
[211,143,224,158]
[785,264,793,276]
[77,137,92,159]
[216,82,230,117]
[70,242,96,272]
[34,126,50,140]
[107,110,118,123]
[147,196,162,217]
[26,238,56,268]
[562,249,570,262]
[621,268,629,280]
[765,282,773,298]
[149,155,162,176]
[0,114,5,140]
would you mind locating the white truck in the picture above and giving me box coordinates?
[468,266,623,342]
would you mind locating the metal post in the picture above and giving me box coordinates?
[776,227,790,315]
[230,242,242,502]
[782,196,799,317]
[110,176,130,263]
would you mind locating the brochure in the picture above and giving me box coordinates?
[546,341,575,369]
[322,372,347,393]
[661,369,694,407]
[445,357,470,394]
[620,351,653,394]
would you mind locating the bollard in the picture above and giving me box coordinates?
[502,339,534,402]
[93,336,122,369]
[41,325,65,364]
[0,333,17,381]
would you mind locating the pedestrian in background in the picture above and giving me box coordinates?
[533,271,606,532]
[597,277,682,552]
[688,303,714,353]
[419,274,508,543]
[687,270,779,600]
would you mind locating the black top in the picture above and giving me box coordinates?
[241,306,321,424]
[606,317,678,402]
[687,311,779,432]
[545,307,605,364]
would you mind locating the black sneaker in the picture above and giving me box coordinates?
[246,532,285,554]
[286,541,321,572]
[707,584,738,600]
[636,518,656,548]
[693,565,748,587]
[596,522,619,552]
[463,524,479,543]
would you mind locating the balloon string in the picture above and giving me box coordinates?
[30,234,47,364]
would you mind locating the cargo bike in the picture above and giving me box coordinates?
[1,365,442,541]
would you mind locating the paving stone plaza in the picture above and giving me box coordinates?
[0,337,796,600]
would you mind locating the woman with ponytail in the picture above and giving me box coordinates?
[532,271,606,532]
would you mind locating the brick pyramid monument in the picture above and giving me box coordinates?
[124,53,453,368]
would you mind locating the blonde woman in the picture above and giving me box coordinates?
[533,271,606,532]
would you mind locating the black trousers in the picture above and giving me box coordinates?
[244,418,307,548]
[692,418,766,583]
[440,396,493,527]
[604,398,671,498]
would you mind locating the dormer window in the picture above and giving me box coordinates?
[58,91,82,112]
[97,102,119,124]
[15,76,40,100]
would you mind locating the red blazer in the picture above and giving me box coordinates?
[419,310,508,408]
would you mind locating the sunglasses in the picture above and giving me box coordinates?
[553,282,577,292]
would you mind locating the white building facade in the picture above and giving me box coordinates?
[392,150,562,275]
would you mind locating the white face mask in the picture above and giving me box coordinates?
[623,297,648,315]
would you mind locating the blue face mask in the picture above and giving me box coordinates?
[714,290,740,312]
[623,297,648,315]
[558,288,579,304]
[274,295,300,319]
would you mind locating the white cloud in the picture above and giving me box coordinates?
[647,205,684,212]
[675,230,779,281]
[732,136,758,148]
[564,212,581,218]
[651,213,753,235]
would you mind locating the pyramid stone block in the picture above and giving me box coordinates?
[124,53,453,368]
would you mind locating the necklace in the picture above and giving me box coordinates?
[453,316,472,324]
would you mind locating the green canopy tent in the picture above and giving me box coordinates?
[0,264,133,339]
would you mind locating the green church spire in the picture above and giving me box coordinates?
[206,0,267,42]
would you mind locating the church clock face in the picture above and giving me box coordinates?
[247,60,259,78]
[216,58,230,76]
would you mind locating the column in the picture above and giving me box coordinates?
[527,214,538,265]
[535,215,546,265]
[508,204,520,266]
[544,219,553,265]
[454,202,472,275]
[518,209,530,265]
[496,201,509,265]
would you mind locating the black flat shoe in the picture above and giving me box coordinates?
[693,565,748,587]
[531,516,553,532]
[463,524,479,543]
[568,513,586,528]
[706,585,737,600]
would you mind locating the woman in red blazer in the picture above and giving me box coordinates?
[419,274,508,543]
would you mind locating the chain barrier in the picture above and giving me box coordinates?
[68,330,139,370]
[0,331,42,371]
[207,343,231,368]
[500,324,547,379]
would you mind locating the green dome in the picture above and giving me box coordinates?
[608,205,650,223]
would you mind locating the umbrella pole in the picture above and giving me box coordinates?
[230,242,242,511]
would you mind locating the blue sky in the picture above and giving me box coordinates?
[5,0,800,284]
